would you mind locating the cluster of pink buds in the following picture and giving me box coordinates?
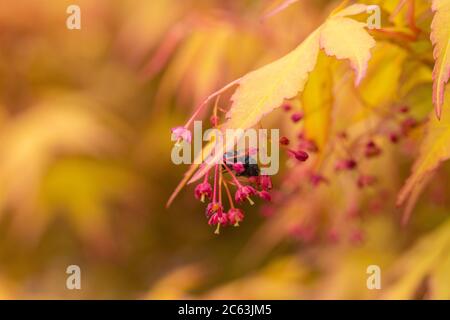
[335,158,357,171]
[170,86,279,234]
[283,103,304,124]
[332,104,419,189]
[364,141,382,158]
[193,161,274,234]
[329,105,422,189]
[278,134,310,163]
[171,96,315,234]
[387,105,420,143]
[291,112,304,123]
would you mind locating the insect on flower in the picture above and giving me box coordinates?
[223,150,260,178]
[189,151,272,234]
[166,74,289,234]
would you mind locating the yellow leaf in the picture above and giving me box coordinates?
[187,4,376,184]
[224,29,320,130]
[320,17,376,85]
[301,53,333,155]
[360,43,407,108]
[40,158,140,243]
[383,218,450,299]
[431,0,450,118]
[187,29,320,184]
[226,4,375,129]
[399,60,433,98]
[331,3,368,18]
[0,93,120,239]
[397,88,450,208]
[145,264,204,299]
[202,256,308,299]
[430,249,450,299]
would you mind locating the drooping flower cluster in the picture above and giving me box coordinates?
[194,156,274,234]
[169,94,316,234]
[172,98,418,238]
[262,102,424,245]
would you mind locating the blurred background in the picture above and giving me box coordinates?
[0,0,449,299]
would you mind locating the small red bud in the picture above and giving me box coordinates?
[364,141,382,158]
[248,176,259,185]
[401,117,418,135]
[389,132,399,144]
[282,103,292,112]
[349,229,365,245]
[291,112,303,123]
[258,191,272,201]
[310,174,329,186]
[279,136,290,145]
[337,131,348,140]
[232,162,245,174]
[335,159,357,171]
[399,105,409,113]
[299,139,319,153]
[210,115,219,126]
[289,149,309,161]
[259,175,273,190]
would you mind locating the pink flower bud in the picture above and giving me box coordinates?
[208,211,228,226]
[248,176,259,185]
[365,141,381,158]
[232,162,245,174]
[210,115,219,126]
[259,175,273,190]
[328,228,340,244]
[310,174,328,186]
[228,208,244,226]
[399,105,409,113]
[389,132,399,144]
[349,229,365,245]
[206,202,223,218]
[282,103,292,112]
[291,112,303,123]
[299,139,319,153]
[288,150,309,162]
[335,159,357,171]
[401,117,418,135]
[258,191,271,201]
[279,136,290,145]
[194,182,212,202]
[235,186,257,203]
[171,126,192,143]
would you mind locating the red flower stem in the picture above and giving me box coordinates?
[223,162,243,187]
[219,167,223,204]
[213,96,220,121]
[203,169,210,183]
[213,164,219,203]
[183,78,242,129]
[223,180,235,209]
[200,169,210,203]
